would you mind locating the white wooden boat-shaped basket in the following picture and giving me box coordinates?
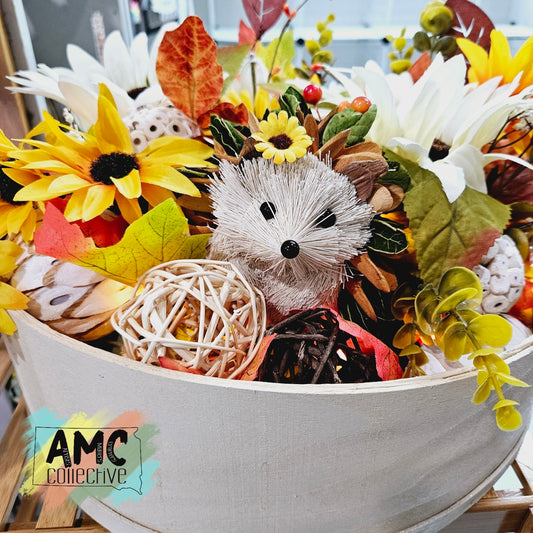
[5,310,533,533]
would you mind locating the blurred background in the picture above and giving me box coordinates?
[1,0,532,131]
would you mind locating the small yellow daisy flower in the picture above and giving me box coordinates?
[252,110,312,164]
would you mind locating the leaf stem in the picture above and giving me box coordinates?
[267,0,311,82]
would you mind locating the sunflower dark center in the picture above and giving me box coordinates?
[90,152,139,185]
[0,166,23,205]
[268,133,293,150]
[429,139,450,161]
[127,87,147,99]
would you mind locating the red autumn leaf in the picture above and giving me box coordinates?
[457,227,501,270]
[242,0,286,40]
[333,310,403,381]
[240,334,276,380]
[408,51,431,83]
[159,356,204,374]
[445,0,494,52]
[489,166,533,205]
[239,20,256,45]
[48,198,127,247]
[35,202,95,259]
[197,102,250,129]
[156,16,223,120]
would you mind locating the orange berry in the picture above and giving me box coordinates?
[350,96,372,113]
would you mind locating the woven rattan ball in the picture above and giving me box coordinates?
[112,260,267,379]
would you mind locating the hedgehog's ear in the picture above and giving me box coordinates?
[339,159,389,202]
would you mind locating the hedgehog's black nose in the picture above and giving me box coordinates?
[281,240,300,259]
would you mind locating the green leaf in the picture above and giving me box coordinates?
[218,44,251,94]
[256,29,296,79]
[346,104,377,146]
[35,199,211,286]
[493,398,519,410]
[468,314,513,348]
[473,353,510,374]
[378,160,411,191]
[322,108,362,145]
[279,92,301,117]
[367,216,408,254]
[389,151,511,286]
[209,115,245,157]
[399,343,425,356]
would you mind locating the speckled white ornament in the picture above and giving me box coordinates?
[124,105,201,152]
[472,234,526,314]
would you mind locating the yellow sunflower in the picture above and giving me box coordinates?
[0,240,28,335]
[252,110,312,164]
[224,87,279,120]
[11,86,215,223]
[0,130,42,241]
[457,30,533,94]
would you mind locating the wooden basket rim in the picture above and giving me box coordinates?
[10,309,533,396]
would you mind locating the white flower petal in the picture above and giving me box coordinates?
[66,43,105,86]
[57,80,97,130]
[420,158,466,203]
[148,22,178,86]
[103,31,136,92]
[400,55,466,150]
[446,145,487,194]
[386,137,428,163]
[7,70,64,102]
[351,67,402,145]
[130,32,151,89]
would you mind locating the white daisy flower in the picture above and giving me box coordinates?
[333,55,533,203]
[7,24,176,131]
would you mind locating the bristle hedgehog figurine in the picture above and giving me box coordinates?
[208,154,374,317]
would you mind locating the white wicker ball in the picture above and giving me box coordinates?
[112,260,267,379]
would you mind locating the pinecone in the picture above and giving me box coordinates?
[124,105,201,153]
[472,235,525,314]
[10,244,131,340]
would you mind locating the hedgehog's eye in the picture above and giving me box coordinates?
[315,208,336,228]
[260,202,276,220]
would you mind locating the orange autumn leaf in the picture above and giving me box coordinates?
[156,16,223,120]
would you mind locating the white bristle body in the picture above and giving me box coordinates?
[209,154,374,314]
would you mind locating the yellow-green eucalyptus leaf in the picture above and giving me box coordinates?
[438,267,483,300]
[393,323,416,349]
[414,285,439,334]
[467,315,513,348]
[494,373,530,388]
[399,344,424,357]
[443,321,473,361]
[496,405,522,431]
[472,380,491,404]
[493,399,519,409]
[431,287,479,321]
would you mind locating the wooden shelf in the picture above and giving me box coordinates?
[0,342,531,532]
